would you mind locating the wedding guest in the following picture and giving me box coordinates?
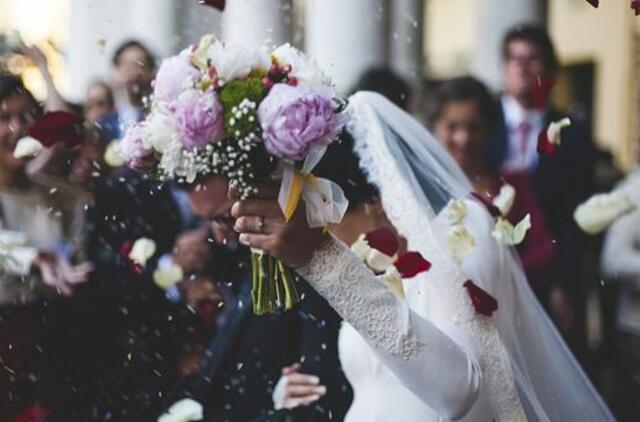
[427,76,555,292]
[180,175,352,422]
[601,169,640,421]
[487,24,595,335]
[20,44,70,113]
[84,81,115,124]
[100,40,155,140]
[0,73,93,419]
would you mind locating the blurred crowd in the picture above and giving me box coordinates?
[0,23,637,421]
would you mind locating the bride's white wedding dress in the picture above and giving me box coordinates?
[296,92,614,421]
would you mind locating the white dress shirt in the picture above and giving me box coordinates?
[500,95,545,172]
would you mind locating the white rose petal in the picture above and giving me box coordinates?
[272,43,333,89]
[547,117,571,145]
[446,225,476,262]
[350,234,371,261]
[129,237,157,268]
[492,184,516,216]
[104,140,125,167]
[378,266,405,298]
[366,249,396,273]
[445,199,468,225]
[158,398,203,422]
[153,262,184,289]
[13,136,44,159]
[574,191,636,234]
[492,215,531,245]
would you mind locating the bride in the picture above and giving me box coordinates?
[231,91,614,421]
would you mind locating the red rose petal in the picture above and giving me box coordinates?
[365,227,399,257]
[585,0,599,7]
[537,129,557,158]
[200,0,225,11]
[14,405,50,422]
[463,280,498,317]
[531,76,556,109]
[470,192,501,217]
[395,252,431,278]
[632,1,640,15]
[28,111,84,148]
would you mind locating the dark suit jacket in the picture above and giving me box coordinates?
[186,262,352,422]
[488,103,595,291]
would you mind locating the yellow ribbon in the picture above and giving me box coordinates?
[283,169,315,222]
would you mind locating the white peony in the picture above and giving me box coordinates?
[272,43,333,89]
[378,265,405,298]
[492,184,516,216]
[13,136,44,159]
[446,225,476,262]
[574,191,636,234]
[492,215,531,245]
[104,140,125,167]
[158,398,203,422]
[445,199,468,225]
[547,117,571,145]
[208,42,271,82]
[129,237,157,268]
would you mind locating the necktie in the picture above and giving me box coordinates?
[516,120,531,166]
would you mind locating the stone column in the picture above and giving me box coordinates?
[222,0,293,47]
[305,0,386,94]
[389,0,424,93]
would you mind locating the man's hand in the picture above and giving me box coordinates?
[272,363,326,410]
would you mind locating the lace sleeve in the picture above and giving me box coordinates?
[297,236,482,420]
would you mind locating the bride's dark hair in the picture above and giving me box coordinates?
[314,129,379,211]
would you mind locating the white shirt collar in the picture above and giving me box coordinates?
[501,95,544,128]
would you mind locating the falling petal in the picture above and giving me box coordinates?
[395,252,431,278]
[463,280,498,317]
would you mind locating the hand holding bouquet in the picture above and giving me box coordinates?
[121,35,348,314]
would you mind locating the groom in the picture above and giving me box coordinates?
[181,175,352,421]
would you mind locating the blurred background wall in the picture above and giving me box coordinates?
[0,0,638,169]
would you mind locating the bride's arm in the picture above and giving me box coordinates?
[297,236,481,420]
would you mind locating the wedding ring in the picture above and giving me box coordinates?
[256,216,264,233]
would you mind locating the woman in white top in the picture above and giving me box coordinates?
[232,92,614,421]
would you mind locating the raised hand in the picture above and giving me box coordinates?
[230,180,329,268]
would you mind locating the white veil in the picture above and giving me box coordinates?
[346,91,614,422]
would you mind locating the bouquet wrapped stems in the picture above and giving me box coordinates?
[251,249,301,315]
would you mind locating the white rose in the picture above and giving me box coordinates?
[574,191,636,234]
[272,43,333,89]
[492,215,531,245]
[153,262,184,289]
[547,117,571,145]
[378,265,405,298]
[446,225,476,262]
[104,140,125,167]
[158,398,203,422]
[129,237,157,268]
[445,199,468,225]
[208,42,270,82]
[492,184,516,216]
[13,136,44,159]
[146,109,178,153]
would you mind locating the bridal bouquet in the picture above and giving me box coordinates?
[121,35,348,314]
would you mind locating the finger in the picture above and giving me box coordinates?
[238,233,272,251]
[283,394,322,409]
[285,373,320,385]
[234,216,281,235]
[231,199,282,219]
[287,385,327,398]
[281,363,301,375]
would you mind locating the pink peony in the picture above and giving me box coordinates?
[153,52,201,104]
[258,83,345,160]
[174,89,225,150]
[120,123,154,170]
